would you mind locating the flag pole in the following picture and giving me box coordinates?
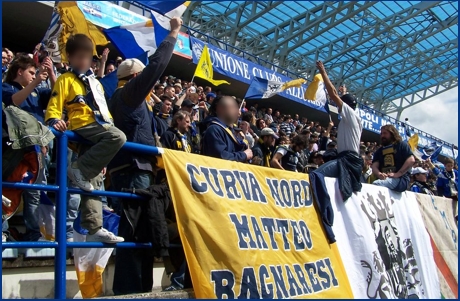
[239,98,245,110]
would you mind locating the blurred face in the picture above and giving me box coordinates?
[161,100,172,114]
[292,144,304,153]
[365,156,372,166]
[2,51,8,66]
[380,129,393,146]
[155,86,164,96]
[240,122,249,133]
[106,64,115,74]
[263,135,275,147]
[164,86,175,98]
[445,163,454,172]
[313,156,324,166]
[295,114,299,120]
[7,51,13,62]
[415,173,427,183]
[16,66,37,86]
[217,96,239,126]
[69,50,93,73]
[197,86,203,94]
[258,120,266,129]
[177,116,191,133]
[268,108,272,115]
[174,86,181,94]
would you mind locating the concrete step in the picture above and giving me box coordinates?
[98,289,194,299]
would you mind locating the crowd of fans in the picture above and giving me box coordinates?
[2,17,458,294]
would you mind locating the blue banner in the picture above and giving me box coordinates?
[189,37,326,113]
[77,1,148,29]
[355,107,407,140]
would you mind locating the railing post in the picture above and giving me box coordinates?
[54,132,68,299]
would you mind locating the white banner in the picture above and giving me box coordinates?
[326,178,440,299]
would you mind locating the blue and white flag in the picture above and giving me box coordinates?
[244,77,284,99]
[148,1,190,45]
[142,1,190,17]
[104,2,189,60]
[422,145,443,162]
[103,19,156,60]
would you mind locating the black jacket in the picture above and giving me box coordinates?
[121,184,173,259]
[336,151,364,201]
[108,36,176,172]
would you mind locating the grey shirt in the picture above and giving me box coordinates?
[337,103,362,154]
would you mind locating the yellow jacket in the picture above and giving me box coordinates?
[45,73,111,130]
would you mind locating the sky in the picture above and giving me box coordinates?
[389,86,458,146]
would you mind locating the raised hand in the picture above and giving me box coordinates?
[101,48,110,62]
[170,17,183,32]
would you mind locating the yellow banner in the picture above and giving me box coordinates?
[161,150,353,299]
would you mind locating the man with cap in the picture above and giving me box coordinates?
[410,167,435,195]
[108,17,183,296]
[251,128,278,167]
[313,61,364,201]
[174,82,183,96]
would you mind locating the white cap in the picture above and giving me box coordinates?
[411,167,428,175]
[117,58,145,79]
[189,86,196,93]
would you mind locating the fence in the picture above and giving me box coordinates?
[2,129,165,299]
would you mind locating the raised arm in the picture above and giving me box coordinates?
[121,17,183,107]
[316,61,343,111]
[10,69,48,105]
[97,48,109,78]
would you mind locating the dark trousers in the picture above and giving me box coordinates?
[111,170,154,295]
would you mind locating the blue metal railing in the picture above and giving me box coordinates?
[1,129,164,299]
[122,0,456,151]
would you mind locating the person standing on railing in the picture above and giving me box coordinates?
[107,17,183,296]
[2,55,56,241]
[313,61,364,201]
[45,34,126,243]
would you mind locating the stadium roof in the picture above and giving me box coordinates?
[135,1,458,115]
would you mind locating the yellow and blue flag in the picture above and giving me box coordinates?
[244,77,305,99]
[305,74,329,113]
[194,45,230,86]
[41,1,109,63]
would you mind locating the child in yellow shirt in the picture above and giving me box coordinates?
[45,34,125,243]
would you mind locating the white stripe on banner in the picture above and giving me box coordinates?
[326,178,440,299]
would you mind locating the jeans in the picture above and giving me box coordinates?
[111,170,154,295]
[373,177,402,190]
[22,155,47,241]
[315,159,339,178]
[66,149,108,239]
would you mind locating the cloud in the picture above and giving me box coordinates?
[390,87,458,146]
